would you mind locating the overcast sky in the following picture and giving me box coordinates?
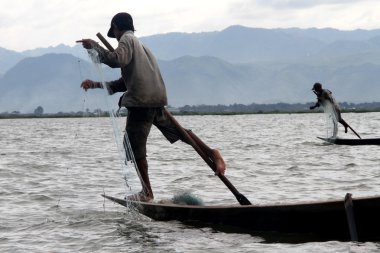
[1,0,380,52]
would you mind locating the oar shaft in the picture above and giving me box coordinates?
[163,108,251,205]
[347,124,361,139]
[186,130,238,191]
[339,118,361,139]
[96,33,115,51]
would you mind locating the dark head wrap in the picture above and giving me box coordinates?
[312,82,322,91]
[107,12,135,38]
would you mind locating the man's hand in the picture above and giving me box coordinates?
[310,103,320,110]
[76,39,98,49]
[80,79,97,91]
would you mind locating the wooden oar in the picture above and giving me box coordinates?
[96,33,113,51]
[347,124,361,139]
[341,119,361,139]
[95,32,251,205]
[163,108,251,205]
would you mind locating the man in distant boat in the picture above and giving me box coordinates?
[77,12,226,202]
[310,82,361,139]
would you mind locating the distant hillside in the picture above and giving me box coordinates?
[1,26,380,113]
[139,26,323,63]
[282,27,380,43]
[0,44,90,75]
[140,26,380,64]
[0,52,379,113]
[162,56,380,106]
[0,48,25,76]
[4,26,380,70]
[0,53,119,113]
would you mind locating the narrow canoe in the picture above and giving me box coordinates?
[318,137,380,145]
[102,194,380,242]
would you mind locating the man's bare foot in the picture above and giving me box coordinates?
[126,191,153,202]
[211,149,226,176]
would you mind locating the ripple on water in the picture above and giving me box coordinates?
[1,115,380,252]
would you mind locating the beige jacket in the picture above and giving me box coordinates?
[95,31,168,107]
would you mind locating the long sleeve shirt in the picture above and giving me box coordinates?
[317,89,343,121]
[94,31,168,108]
[317,89,340,112]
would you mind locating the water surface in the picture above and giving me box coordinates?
[1,113,379,252]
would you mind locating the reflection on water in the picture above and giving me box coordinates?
[0,113,380,252]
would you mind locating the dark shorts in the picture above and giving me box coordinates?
[125,107,182,160]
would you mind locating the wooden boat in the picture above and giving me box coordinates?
[318,137,380,145]
[103,193,380,242]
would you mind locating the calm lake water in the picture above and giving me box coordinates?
[1,113,380,252]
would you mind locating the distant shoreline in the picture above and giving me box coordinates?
[2,101,379,119]
[1,108,379,119]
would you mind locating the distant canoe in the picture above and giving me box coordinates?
[102,194,380,242]
[318,137,380,145]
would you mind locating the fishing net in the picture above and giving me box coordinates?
[172,192,204,206]
[85,49,142,199]
[322,100,339,139]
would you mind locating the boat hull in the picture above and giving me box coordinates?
[103,194,380,242]
[318,137,380,145]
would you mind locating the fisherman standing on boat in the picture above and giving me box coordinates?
[77,12,226,202]
[309,82,358,137]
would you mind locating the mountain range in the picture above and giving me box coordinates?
[1,25,379,113]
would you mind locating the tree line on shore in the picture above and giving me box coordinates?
[1,102,380,118]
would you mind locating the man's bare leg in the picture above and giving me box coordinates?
[186,130,226,176]
[210,149,226,176]
[339,119,349,133]
[126,158,154,202]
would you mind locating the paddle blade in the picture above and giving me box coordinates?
[236,193,252,205]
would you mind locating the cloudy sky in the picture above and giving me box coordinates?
[1,0,380,52]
